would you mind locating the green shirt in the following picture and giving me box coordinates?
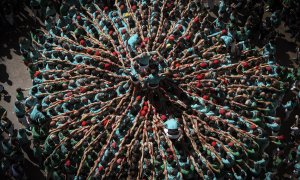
[17,129,30,145]
[16,92,25,101]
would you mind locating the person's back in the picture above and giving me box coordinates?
[14,101,25,118]
[30,104,45,123]
[163,118,181,140]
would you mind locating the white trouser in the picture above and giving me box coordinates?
[163,128,182,140]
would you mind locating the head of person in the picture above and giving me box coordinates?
[36,104,42,111]
[15,101,21,107]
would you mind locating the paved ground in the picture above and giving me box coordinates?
[0,3,299,179]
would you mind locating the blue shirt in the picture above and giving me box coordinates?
[164,119,178,130]
[146,74,160,85]
[30,106,45,122]
[128,34,139,52]
[14,105,25,117]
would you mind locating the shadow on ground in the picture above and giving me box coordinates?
[0,64,13,85]
[276,37,298,67]
[0,4,41,62]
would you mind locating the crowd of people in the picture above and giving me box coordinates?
[0,0,18,26]
[0,106,28,179]
[269,0,300,41]
[1,0,300,179]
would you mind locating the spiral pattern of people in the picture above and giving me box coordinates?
[22,0,297,179]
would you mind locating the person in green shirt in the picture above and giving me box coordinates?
[19,37,31,54]
[181,164,195,179]
[26,63,37,79]
[16,128,30,148]
[33,141,43,166]
[29,104,46,125]
[0,117,14,137]
[14,101,30,128]
[16,88,25,102]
